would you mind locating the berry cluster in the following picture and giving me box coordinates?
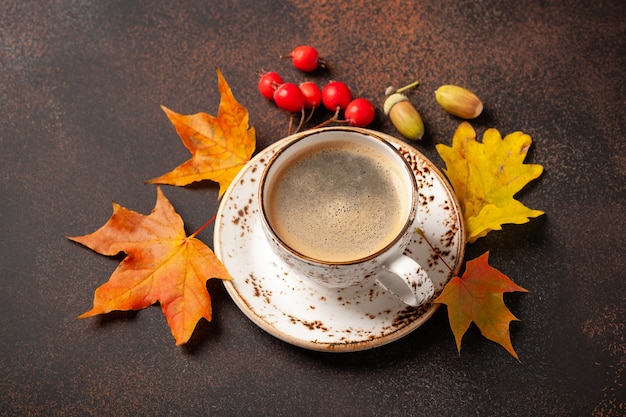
[257,46,376,132]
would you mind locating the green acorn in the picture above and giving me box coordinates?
[435,85,483,119]
[384,81,424,140]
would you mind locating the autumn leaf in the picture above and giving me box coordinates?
[68,186,231,345]
[436,122,544,243]
[147,68,256,198]
[434,252,528,360]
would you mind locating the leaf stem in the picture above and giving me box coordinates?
[190,215,217,238]
[415,228,454,273]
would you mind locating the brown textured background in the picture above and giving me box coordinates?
[1,0,624,416]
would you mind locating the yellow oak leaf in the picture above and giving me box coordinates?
[434,252,528,360]
[68,186,231,345]
[147,68,256,198]
[436,122,544,243]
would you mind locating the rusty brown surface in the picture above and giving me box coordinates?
[1,1,624,416]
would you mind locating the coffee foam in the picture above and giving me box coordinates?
[265,141,410,262]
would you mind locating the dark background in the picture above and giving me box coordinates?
[1,1,624,416]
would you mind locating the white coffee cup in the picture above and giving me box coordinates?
[258,127,434,307]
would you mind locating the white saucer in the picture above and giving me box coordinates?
[213,128,465,352]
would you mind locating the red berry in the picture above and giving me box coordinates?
[273,83,305,113]
[258,71,283,100]
[284,45,321,72]
[344,98,376,127]
[321,81,352,111]
[299,81,322,109]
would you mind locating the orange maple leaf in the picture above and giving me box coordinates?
[434,252,528,360]
[147,68,256,198]
[68,186,231,345]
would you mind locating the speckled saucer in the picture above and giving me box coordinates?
[213,127,465,352]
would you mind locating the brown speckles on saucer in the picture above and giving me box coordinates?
[214,128,465,352]
[249,273,272,304]
[391,304,430,328]
[287,315,329,332]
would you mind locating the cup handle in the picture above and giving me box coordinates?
[377,253,434,307]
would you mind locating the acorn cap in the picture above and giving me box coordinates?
[383,93,409,115]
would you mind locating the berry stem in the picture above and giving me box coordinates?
[293,107,306,133]
[287,113,294,135]
[303,106,316,125]
[311,107,343,129]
